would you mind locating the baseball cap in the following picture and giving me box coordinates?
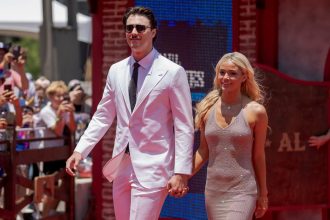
[68,79,82,91]
[0,42,9,52]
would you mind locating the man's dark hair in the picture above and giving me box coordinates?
[123,6,157,42]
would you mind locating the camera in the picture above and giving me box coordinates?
[4,84,12,92]
[12,45,21,60]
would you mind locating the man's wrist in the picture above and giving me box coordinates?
[174,173,189,180]
[174,173,190,177]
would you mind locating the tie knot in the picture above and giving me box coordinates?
[134,62,140,69]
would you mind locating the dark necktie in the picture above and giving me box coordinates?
[129,62,140,111]
[126,62,140,154]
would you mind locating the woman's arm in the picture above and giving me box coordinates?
[11,54,29,91]
[66,111,77,133]
[252,104,268,218]
[191,126,209,177]
[308,128,330,149]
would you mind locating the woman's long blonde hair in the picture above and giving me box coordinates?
[195,52,264,129]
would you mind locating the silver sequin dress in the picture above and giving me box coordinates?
[204,106,258,220]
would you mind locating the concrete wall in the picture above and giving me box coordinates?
[278,0,330,81]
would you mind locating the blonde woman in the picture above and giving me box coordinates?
[193,52,268,219]
[38,81,76,143]
[35,81,76,216]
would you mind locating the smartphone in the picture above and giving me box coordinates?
[4,84,12,91]
[63,94,71,102]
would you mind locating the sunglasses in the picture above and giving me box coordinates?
[125,24,151,33]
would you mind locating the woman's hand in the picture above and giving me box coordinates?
[0,94,7,106]
[0,118,8,129]
[2,90,19,107]
[255,196,268,218]
[309,134,330,149]
[57,101,75,115]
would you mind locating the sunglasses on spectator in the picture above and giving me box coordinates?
[125,24,151,33]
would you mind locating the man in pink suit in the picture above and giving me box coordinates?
[66,6,194,220]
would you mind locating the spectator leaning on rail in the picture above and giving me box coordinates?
[68,79,91,142]
[34,81,76,217]
[31,76,50,114]
[0,78,23,128]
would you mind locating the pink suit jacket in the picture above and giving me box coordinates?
[74,50,194,189]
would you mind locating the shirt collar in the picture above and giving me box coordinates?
[129,48,156,70]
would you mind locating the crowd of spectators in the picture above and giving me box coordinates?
[0,41,92,218]
[0,41,92,148]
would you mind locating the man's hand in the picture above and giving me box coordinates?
[167,174,190,198]
[66,151,83,176]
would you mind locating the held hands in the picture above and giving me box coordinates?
[255,196,268,218]
[65,151,83,176]
[167,174,190,198]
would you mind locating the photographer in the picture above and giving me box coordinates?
[68,79,91,114]
[36,81,76,147]
[0,43,29,94]
[30,76,50,114]
[0,89,22,153]
[68,79,91,141]
[34,81,76,216]
[0,86,23,127]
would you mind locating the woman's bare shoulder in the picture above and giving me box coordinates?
[244,99,267,121]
